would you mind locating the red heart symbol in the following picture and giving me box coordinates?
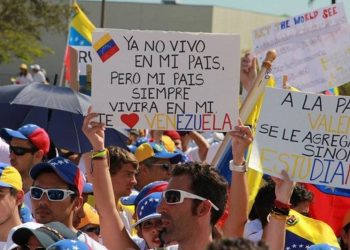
[120,113,139,128]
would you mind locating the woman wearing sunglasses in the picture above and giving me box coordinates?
[132,192,164,249]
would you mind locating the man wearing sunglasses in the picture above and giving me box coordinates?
[1,124,50,213]
[0,163,24,249]
[134,142,182,191]
[157,162,228,249]
[29,157,107,249]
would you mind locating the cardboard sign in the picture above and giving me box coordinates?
[253,3,350,93]
[91,29,240,131]
[249,88,350,189]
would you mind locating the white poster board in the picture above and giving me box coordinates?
[253,3,350,93]
[91,29,240,131]
[249,87,350,189]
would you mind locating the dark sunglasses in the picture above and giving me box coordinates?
[10,145,37,156]
[30,187,75,201]
[163,189,219,211]
[83,226,100,235]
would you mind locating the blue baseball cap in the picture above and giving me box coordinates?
[1,124,50,154]
[133,192,162,227]
[30,157,84,195]
[121,180,168,206]
[134,142,182,164]
[47,239,89,250]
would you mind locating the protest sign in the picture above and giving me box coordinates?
[91,29,240,131]
[253,3,350,93]
[249,87,350,189]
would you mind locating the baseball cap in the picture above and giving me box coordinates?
[47,239,89,250]
[121,180,168,206]
[30,157,84,195]
[78,203,100,229]
[133,192,162,227]
[0,162,22,191]
[20,63,28,70]
[1,124,50,155]
[12,221,77,248]
[163,130,181,141]
[161,135,176,152]
[134,142,182,164]
[30,64,41,71]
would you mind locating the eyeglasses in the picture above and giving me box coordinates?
[83,226,100,235]
[30,187,75,201]
[162,189,219,211]
[10,146,37,156]
[151,163,171,171]
[141,219,163,230]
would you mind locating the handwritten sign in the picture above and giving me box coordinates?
[91,29,240,131]
[253,3,350,93]
[249,88,350,189]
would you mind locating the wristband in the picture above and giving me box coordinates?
[271,206,290,216]
[274,199,291,210]
[229,160,247,172]
[91,148,108,159]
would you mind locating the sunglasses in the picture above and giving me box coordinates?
[30,187,75,201]
[162,189,219,211]
[83,226,100,235]
[151,163,171,171]
[10,146,37,156]
[141,219,163,230]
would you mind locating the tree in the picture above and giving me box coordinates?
[0,0,69,64]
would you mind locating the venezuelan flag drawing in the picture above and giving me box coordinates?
[93,33,120,62]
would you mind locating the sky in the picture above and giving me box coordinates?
[106,0,350,18]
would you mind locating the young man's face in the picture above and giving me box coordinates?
[0,187,21,226]
[110,162,137,198]
[136,159,172,191]
[9,138,40,176]
[157,174,197,245]
[31,172,80,225]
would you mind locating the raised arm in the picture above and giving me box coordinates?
[82,108,139,250]
[263,170,294,250]
[223,119,253,237]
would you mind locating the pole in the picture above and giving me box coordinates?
[101,0,105,28]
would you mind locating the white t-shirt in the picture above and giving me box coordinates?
[77,231,107,250]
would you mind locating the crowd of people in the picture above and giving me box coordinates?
[0,52,348,250]
[12,63,49,85]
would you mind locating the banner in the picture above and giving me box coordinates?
[249,87,350,189]
[253,3,350,93]
[91,29,240,131]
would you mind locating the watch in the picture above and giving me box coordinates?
[229,160,247,172]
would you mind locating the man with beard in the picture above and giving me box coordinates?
[30,156,107,249]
